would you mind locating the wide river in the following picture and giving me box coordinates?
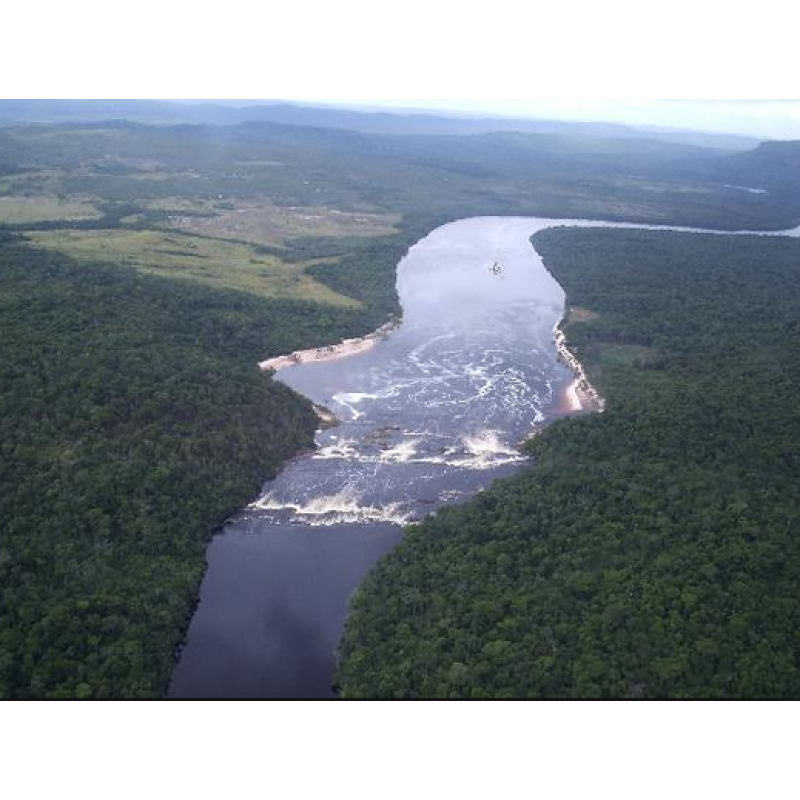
[169,216,800,698]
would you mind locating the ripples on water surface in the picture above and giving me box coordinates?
[246,217,576,527]
[171,217,578,697]
[169,217,800,697]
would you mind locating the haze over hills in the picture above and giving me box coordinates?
[0,99,759,151]
[316,100,800,141]
[2,111,799,232]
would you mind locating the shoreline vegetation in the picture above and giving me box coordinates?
[0,204,425,697]
[0,193,421,697]
[336,228,800,698]
[0,236,347,697]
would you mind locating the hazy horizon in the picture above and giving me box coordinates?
[300,99,800,140]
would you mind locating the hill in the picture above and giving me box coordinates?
[716,140,800,207]
[0,100,757,150]
[1,119,793,230]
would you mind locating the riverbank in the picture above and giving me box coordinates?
[259,318,400,373]
[172,217,635,698]
[553,321,605,413]
[337,225,800,699]
[534,241,605,415]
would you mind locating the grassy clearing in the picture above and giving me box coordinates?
[162,199,400,247]
[0,195,102,224]
[26,229,359,307]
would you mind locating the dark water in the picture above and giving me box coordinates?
[169,523,401,698]
[169,216,800,698]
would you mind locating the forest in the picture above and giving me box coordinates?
[2,119,799,232]
[0,230,412,697]
[337,229,800,698]
[1,111,800,697]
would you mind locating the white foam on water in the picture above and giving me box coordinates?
[464,429,522,457]
[249,216,800,534]
[378,439,420,464]
[431,429,528,471]
[724,184,768,195]
[464,363,496,399]
[249,489,413,526]
[331,392,379,421]
[313,438,361,460]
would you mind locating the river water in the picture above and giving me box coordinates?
[169,216,800,698]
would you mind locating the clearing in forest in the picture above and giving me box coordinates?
[26,228,359,307]
[161,199,399,247]
[0,195,102,224]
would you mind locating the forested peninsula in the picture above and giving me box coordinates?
[338,229,800,698]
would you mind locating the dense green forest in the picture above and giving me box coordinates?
[338,229,800,698]
[0,231,411,697]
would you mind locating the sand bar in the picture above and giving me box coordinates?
[554,320,605,413]
[259,319,399,373]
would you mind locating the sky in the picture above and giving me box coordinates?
[313,100,800,140]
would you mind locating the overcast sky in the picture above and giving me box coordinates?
[314,100,800,140]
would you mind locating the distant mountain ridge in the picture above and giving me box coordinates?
[0,99,758,151]
[715,140,800,204]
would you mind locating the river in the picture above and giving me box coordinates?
[169,216,800,698]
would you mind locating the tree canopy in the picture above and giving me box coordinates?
[337,229,800,698]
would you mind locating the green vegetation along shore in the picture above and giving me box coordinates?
[337,228,800,698]
[0,228,415,697]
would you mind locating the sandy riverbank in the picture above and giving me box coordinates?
[259,318,399,373]
[554,319,605,413]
